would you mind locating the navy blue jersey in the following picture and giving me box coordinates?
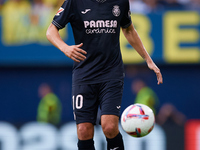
[52,0,132,85]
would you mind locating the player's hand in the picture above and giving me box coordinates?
[62,43,87,62]
[147,61,163,85]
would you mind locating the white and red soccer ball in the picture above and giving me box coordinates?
[121,103,155,137]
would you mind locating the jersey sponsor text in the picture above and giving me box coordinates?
[84,20,117,34]
[84,20,117,28]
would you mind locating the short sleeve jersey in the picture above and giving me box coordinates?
[52,0,132,85]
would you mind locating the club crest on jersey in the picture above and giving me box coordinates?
[56,7,64,16]
[112,5,120,17]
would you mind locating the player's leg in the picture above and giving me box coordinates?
[77,123,95,150]
[77,123,94,140]
[99,80,124,150]
[101,115,124,150]
[72,84,99,150]
[101,115,119,138]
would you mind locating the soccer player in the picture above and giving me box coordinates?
[46,0,163,149]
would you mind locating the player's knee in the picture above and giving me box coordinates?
[102,123,118,138]
[77,123,94,140]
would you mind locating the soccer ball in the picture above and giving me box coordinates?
[121,103,155,137]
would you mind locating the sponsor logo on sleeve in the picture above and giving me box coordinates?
[56,7,64,16]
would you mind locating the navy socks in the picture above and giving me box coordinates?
[78,132,124,150]
[106,132,124,150]
[78,138,95,150]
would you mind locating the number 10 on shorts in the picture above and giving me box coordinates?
[72,95,83,119]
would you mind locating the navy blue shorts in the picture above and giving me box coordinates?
[72,80,124,125]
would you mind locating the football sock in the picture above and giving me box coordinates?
[78,138,95,150]
[106,132,124,150]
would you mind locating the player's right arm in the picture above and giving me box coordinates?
[46,23,87,62]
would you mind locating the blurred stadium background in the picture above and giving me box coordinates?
[0,0,200,150]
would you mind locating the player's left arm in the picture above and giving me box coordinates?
[122,24,163,85]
